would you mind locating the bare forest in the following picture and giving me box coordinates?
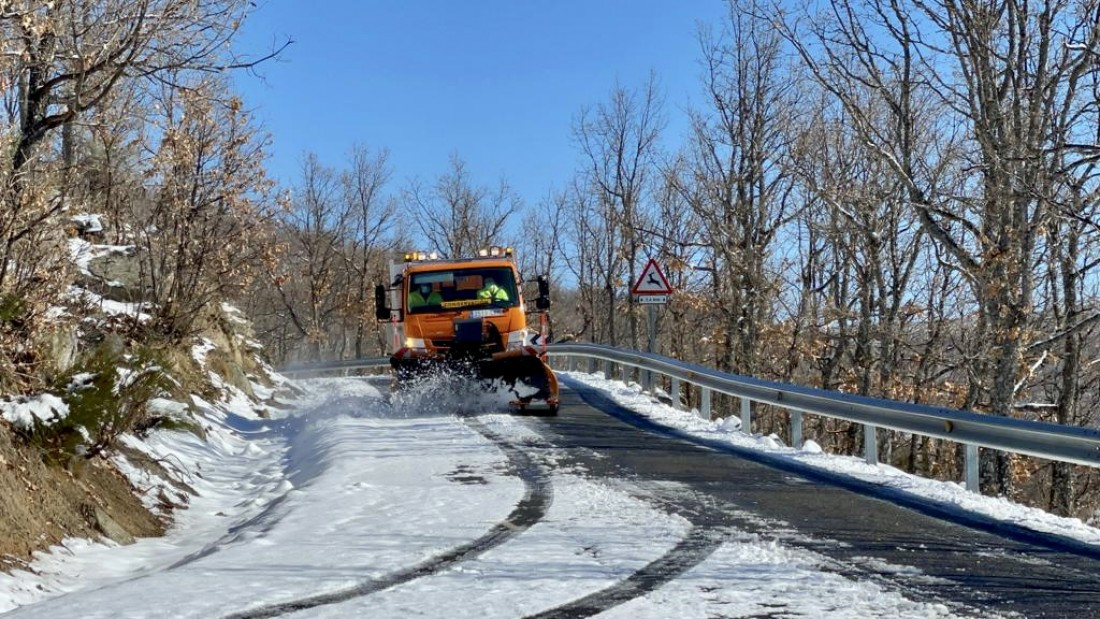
[3,0,1100,523]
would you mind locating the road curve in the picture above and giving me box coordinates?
[520,379,1100,618]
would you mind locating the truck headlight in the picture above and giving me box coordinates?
[405,337,426,349]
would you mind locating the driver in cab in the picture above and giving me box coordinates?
[477,277,509,302]
[408,284,442,309]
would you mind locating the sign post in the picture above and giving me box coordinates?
[631,258,674,393]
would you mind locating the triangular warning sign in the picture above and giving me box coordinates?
[632,258,673,294]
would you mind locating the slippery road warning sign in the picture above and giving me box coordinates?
[632,258,673,295]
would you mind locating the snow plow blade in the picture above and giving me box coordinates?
[479,348,559,416]
[389,347,559,415]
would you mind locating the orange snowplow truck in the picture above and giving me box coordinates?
[374,246,559,415]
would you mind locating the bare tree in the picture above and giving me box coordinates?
[649,155,710,405]
[1031,158,1100,515]
[267,154,354,361]
[517,191,566,285]
[406,153,518,258]
[342,145,396,358]
[677,4,797,379]
[512,192,567,342]
[135,77,276,341]
[558,180,601,343]
[574,74,664,350]
[563,175,625,346]
[774,0,1100,496]
[0,0,286,291]
[788,89,932,457]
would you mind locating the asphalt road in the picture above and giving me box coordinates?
[522,381,1100,618]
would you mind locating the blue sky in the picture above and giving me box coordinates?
[233,1,730,207]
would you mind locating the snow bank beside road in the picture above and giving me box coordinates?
[0,378,526,618]
[0,378,289,613]
[562,370,1100,548]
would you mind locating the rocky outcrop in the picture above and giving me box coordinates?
[69,213,149,303]
[0,431,163,567]
[198,304,272,400]
[0,213,279,572]
[85,247,147,302]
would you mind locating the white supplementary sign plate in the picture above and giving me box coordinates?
[631,258,673,294]
[634,294,668,304]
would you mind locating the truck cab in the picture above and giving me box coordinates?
[373,246,558,414]
[401,257,528,356]
[377,248,533,358]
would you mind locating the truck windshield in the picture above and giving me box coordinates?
[406,267,518,314]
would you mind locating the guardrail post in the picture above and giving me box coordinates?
[701,387,711,420]
[588,357,597,374]
[568,356,577,372]
[605,359,615,380]
[965,444,979,492]
[670,377,681,410]
[864,424,878,465]
[791,410,803,449]
[740,397,752,435]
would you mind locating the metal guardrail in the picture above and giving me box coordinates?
[278,344,1100,493]
[547,342,1100,493]
[280,357,390,375]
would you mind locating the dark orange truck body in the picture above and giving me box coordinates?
[377,251,558,414]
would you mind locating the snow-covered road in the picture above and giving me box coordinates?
[3,375,1097,617]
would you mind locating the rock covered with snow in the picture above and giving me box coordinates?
[64,214,151,322]
[717,416,741,432]
[69,214,105,236]
[66,212,146,304]
[68,239,145,303]
[189,304,277,401]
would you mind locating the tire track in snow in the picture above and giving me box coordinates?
[524,525,725,619]
[223,414,554,619]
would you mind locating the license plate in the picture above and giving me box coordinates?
[470,309,504,318]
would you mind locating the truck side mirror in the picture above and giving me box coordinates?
[374,284,390,321]
[536,275,551,310]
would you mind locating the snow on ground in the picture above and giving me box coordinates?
[299,411,959,619]
[291,409,693,618]
[65,287,151,322]
[0,377,288,613]
[191,338,217,367]
[1,376,971,618]
[561,370,1100,548]
[299,464,692,618]
[69,214,104,234]
[0,378,526,618]
[601,541,956,619]
[0,394,69,431]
